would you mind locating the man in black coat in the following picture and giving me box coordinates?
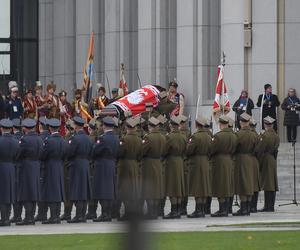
[5,85,24,120]
[257,84,280,131]
[0,119,19,226]
[67,116,92,223]
[41,118,68,224]
[92,117,120,222]
[35,117,50,222]
[16,119,43,226]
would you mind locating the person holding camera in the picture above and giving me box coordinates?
[281,88,300,142]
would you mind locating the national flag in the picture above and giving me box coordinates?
[213,65,230,118]
[83,31,94,103]
[118,63,128,97]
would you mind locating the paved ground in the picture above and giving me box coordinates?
[1,199,300,236]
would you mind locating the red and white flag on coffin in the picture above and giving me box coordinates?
[213,65,230,117]
[113,85,160,116]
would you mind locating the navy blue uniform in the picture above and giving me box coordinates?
[41,132,67,202]
[5,97,24,119]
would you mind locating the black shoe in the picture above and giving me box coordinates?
[86,213,97,220]
[233,202,248,216]
[60,213,71,221]
[42,217,61,224]
[0,220,11,227]
[34,214,47,222]
[211,202,228,217]
[163,205,180,219]
[117,214,129,222]
[67,216,86,223]
[10,216,22,223]
[16,219,35,226]
[188,204,204,218]
[93,215,112,222]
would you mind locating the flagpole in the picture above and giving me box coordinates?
[221,51,226,116]
[105,74,112,99]
[195,94,200,119]
[260,92,265,130]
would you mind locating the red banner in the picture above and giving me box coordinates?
[112,85,160,116]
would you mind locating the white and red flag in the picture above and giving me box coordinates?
[213,64,230,118]
[118,63,128,97]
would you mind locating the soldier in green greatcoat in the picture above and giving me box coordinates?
[117,118,143,220]
[163,116,187,219]
[142,117,166,219]
[211,115,237,217]
[233,113,257,216]
[186,117,212,218]
[256,116,280,212]
[249,118,261,213]
[178,114,191,215]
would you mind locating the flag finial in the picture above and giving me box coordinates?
[221,51,226,66]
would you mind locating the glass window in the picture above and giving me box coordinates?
[0,43,10,52]
[0,0,11,38]
[0,54,10,74]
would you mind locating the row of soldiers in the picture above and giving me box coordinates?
[0,110,279,226]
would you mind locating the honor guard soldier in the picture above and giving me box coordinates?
[163,116,187,219]
[41,118,68,224]
[16,119,43,225]
[211,115,237,217]
[186,117,212,218]
[256,116,280,212]
[117,117,143,221]
[35,117,50,222]
[141,117,166,220]
[0,119,19,226]
[10,119,23,223]
[249,118,261,212]
[92,117,120,222]
[233,113,257,216]
[67,116,92,223]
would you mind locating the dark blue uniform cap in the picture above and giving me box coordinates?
[48,118,61,128]
[103,116,115,127]
[39,116,48,126]
[73,116,85,126]
[22,118,37,128]
[0,119,13,128]
[12,118,22,128]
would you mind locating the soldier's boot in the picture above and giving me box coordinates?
[34,202,47,222]
[228,197,234,214]
[180,197,188,215]
[250,192,258,213]
[118,202,130,221]
[269,192,276,212]
[187,203,204,218]
[80,201,87,222]
[111,200,121,219]
[205,197,212,215]
[68,201,83,223]
[233,202,248,216]
[42,203,61,224]
[94,200,112,222]
[144,202,157,220]
[158,198,166,217]
[10,203,22,223]
[0,205,11,227]
[163,204,180,219]
[211,200,228,217]
[16,202,35,225]
[60,201,72,221]
[86,200,97,220]
[258,191,270,212]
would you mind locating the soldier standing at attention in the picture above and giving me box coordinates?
[142,117,166,220]
[67,116,92,223]
[41,118,68,224]
[92,117,119,222]
[0,119,19,227]
[35,117,50,222]
[10,119,23,223]
[186,117,212,218]
[178,115,191,216]
[117,118,142,221]
[233,113,256,216]
[256,116,280,212]
[16,119,43,225]
[163,116,187,219]
[249,118,261,213]
[211,116,237,217]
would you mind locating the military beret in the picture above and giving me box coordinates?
[88,118,97,130]
[0,119,13,129]
[148,117,160,126]
[126,117,138,128]
[169,116,181,125]
[103,117,115,127]
[22,118,37,128]
[263,116,275,125]
[156,115,168,125]
[250,118,257,127]
[73,116,85,126]
[177,115,188,123]
[12,118,22,128]
[195,116,207,126]
[112,88,119,93]
[48,118,61,128]
[158,91,168,99]
[240,112,251,122]
[219,115,229,124]
[39,116,48,126]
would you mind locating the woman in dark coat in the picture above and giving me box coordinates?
[281,88,300,142]
[233,90,255,129]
